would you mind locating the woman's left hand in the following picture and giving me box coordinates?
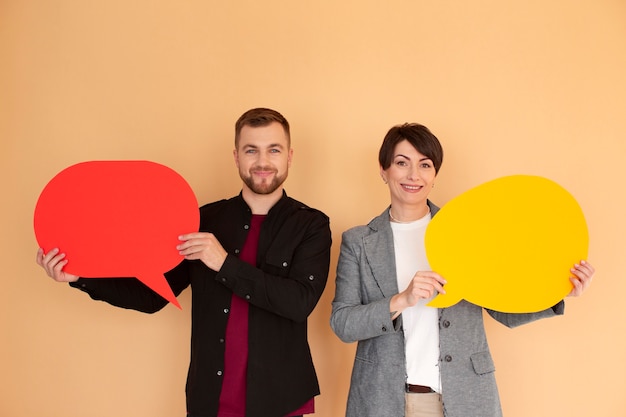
[568,260,595,297]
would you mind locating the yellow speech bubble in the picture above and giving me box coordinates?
[425,175,588,313]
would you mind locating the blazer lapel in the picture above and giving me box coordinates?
[362,202,439,299]
[363,209,399,298]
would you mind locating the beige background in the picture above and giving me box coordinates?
[2,1,625,416]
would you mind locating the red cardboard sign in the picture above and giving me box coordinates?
[34,161,200,309]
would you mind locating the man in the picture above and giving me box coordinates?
[36,108,332,417]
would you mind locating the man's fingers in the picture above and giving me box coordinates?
[36,248,45,266]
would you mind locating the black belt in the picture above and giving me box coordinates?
[406,384,435,393]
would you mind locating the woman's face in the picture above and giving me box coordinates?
[381,139,436,210]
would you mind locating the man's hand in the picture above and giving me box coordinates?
[177,232,228,272]
[36,248,79,282]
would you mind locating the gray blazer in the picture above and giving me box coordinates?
[330,202,564,417]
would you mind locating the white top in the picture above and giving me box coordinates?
[390,211,441,393]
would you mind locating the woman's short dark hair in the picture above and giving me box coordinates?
[378,123,444,174]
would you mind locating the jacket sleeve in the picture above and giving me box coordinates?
[68,260,192,313]
[330,230,399,343]
[485,301,565,328]
[215,209,331,323]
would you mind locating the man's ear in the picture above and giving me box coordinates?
[233,149,239,168]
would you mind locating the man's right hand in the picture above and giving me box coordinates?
[36,248,79,282]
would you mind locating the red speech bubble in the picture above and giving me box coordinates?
[34,161,200,309]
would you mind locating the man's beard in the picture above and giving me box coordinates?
[240,167,287,195]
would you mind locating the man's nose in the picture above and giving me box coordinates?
[257,151,269,165]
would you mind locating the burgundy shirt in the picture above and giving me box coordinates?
[218,214,314,417]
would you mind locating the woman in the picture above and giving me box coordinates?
[330,123,594,417]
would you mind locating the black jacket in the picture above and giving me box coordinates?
[71,191,332,417]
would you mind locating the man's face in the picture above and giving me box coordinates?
[234,122,293,195]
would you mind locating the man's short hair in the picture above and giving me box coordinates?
[235,108,291,147]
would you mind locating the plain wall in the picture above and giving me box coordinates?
[2,1,625,416]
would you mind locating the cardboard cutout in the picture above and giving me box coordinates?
[426,175,588,313]
[34,161,200,309]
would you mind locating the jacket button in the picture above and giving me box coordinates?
[308,275,314,281]
[217,370,223,376]
[444,355,452,362]
[219,338,225,343]
[223,308,229,314]
[245,294,251,300]
[244,224,249,230]
[282,261,288,267]
[234,249,240,254]
[382,326,387,332]
[442,320,451,328]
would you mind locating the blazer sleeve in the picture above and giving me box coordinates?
[485,300,565,328]
[330,229,399,343]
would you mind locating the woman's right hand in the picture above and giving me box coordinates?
[36,248,79,282]
[390,271,446,317]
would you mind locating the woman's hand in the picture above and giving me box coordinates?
[568,260,595,297]
[390,271,446,318]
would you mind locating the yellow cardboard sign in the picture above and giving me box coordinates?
[426,175,588,313]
